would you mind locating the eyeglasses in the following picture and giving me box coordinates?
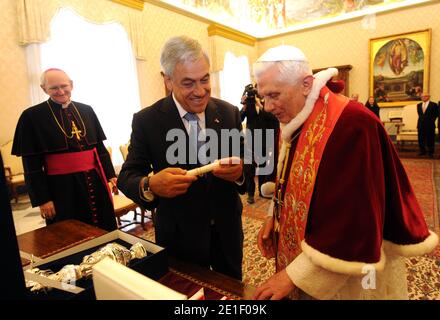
[46,84,71,92]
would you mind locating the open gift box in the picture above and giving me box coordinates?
[23,230,168,300]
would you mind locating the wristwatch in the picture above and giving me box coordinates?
[141,176,155,202]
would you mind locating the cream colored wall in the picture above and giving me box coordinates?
[208,35,257,73]
[2,0,439,145]
[0,0,256,145]
[0,0,30,147]
[258,1,440,118]
[138,1,210,106]
[208,35,256,98]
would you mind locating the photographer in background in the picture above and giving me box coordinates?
[240,84,280,204]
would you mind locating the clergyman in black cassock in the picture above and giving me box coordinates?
[12,69,116,231]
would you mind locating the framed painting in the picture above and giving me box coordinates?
[369,29,431,107]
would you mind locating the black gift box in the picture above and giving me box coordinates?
[23,230,168,300]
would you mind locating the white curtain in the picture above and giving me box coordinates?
[27,8,141,167]
[219,52,251,110]
[17,0,147,60]
[25,43,45,104]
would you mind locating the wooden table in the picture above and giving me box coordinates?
[17,219,255,300]
[18,220,107,265]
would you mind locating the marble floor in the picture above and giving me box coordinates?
[11,195,45,235]
[11,193,144,236]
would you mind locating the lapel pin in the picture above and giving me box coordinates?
[214,118,220,123]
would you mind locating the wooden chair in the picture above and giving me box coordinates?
[106,145,147,230]
[119,142,129,161]
[119,142,156,226]
[395,105,419,150]
[111,183,147,230]
[1,140,26,202]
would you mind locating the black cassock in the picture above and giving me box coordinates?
[12,100,117,231]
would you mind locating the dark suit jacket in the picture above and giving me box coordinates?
[417,101,438,131]
[0,153,27,299]
[118,95,244,270]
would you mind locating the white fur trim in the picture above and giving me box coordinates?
[276,68,338,182]
[301,240,386,276]
[383,231,438,257]
[281,67,338,141]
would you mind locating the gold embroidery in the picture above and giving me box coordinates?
[277,95,330,271]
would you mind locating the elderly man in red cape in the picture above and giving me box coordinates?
[253,45,438,300]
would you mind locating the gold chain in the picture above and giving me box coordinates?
[278,130,301,185]
[47,100,87,139]
[274,129,301,224]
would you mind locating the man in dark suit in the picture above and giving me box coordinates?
[417,92,438,158]
[240,87,279,203]
[118,36,244,280]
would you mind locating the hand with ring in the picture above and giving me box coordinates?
[39,201,56,220]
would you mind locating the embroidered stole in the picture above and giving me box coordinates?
[275,88,349,273]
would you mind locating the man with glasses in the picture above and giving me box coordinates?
[253,45,438,300]
[12,68,117,231]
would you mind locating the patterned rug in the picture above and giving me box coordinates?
[133,158,439,300]
[401,159,440,300]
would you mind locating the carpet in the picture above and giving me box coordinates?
[133,159,439,299]
[401,159,439,232]
[401,159,440,300]
[133,214,274,288]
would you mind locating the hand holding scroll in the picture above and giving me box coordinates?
[212,157,243,182]
[186,157,243,182]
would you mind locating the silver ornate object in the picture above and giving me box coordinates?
[26,242,147,292]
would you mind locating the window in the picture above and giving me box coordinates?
[219,52,251,110]
[29,8,140,166]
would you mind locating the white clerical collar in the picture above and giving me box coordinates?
[281,68,338,141]
[49,99,71,109]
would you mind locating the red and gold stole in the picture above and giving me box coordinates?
[275,87,349,272]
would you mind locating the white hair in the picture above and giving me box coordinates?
[160,36,210,77]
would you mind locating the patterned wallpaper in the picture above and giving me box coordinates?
[138,0,210,106]
[258,1,440,108]
[0,0,211,145]
[1,0,439,144]
[209,35,257,73]
[0,0,30,146]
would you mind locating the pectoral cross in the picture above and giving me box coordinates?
[273,188,283,233]
[71,121,82,140]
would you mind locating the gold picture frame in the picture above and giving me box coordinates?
[369,29,431,107]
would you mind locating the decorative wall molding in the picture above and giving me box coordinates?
[111,0,144,11]
[207,24,256,47]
